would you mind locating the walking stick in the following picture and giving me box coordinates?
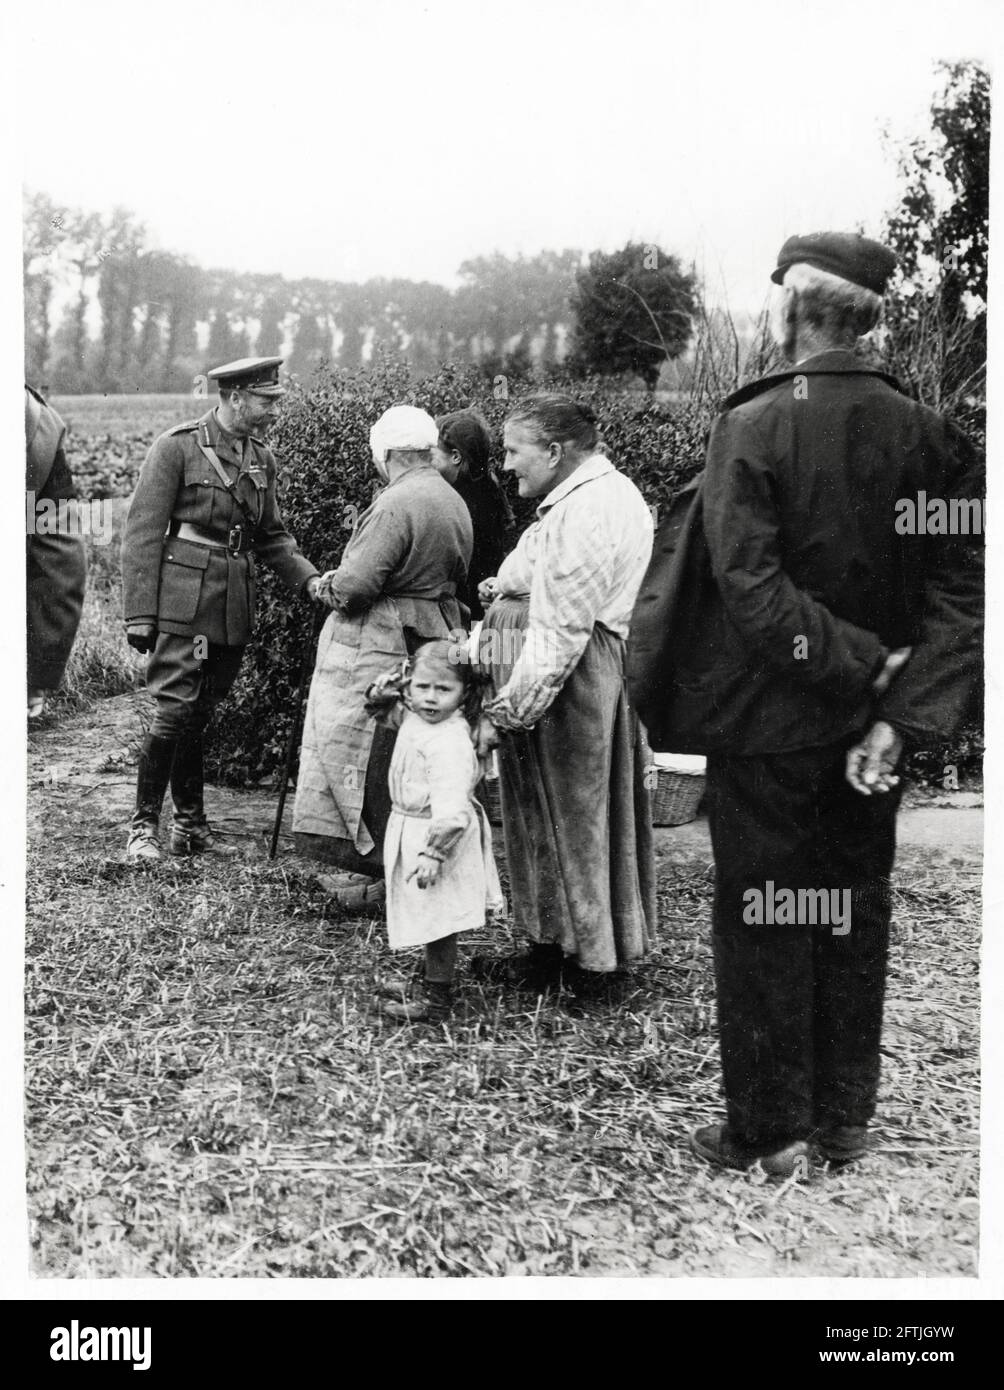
[269,608,325,859]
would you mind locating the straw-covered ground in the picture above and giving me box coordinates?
[25,696,980,1279]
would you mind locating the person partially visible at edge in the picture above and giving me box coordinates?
[433,410,516,618]
[25,384,87,721]
[291,406,473,910]
[475,393,657,997]
[120,357,325,861]
[688,233,984,1179]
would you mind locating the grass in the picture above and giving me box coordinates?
[45,520,141,716]
[25,817,979,1279]
[27,393,981,1277]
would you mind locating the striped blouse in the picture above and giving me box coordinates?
[485,454,654,729]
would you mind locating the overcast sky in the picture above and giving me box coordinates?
[12,0,1000,312]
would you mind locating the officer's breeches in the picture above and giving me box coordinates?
[145,635,245,738]
[705,742,901,1149]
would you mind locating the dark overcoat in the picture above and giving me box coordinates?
[26,386,87,689]
[692,350,984,752]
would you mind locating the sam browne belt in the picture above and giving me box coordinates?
[167,520,252,556]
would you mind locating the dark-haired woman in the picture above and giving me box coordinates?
[433,411,516,619]
[477,393,657,994]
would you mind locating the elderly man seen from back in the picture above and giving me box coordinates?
[681,233,984,1177]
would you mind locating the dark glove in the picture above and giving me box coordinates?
[126,622,157,654]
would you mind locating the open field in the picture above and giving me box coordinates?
[49,394,205,502]
[25,694,980,1280]
[52,392,208,439]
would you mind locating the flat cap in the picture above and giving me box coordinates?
[771,232,897,295]
[207,356,285,396]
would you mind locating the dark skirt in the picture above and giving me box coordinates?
[293,723,394,876]
[293,621,434,877]
[482,598,656,972]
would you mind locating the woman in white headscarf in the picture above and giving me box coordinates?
[293,406,473,907]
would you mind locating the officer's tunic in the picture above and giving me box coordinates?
[122,408,316,644]
[121,408,317,734]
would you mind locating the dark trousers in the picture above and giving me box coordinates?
[145,635,245,738]
[705,742,901,1149]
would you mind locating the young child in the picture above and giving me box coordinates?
[364,639,504,1023]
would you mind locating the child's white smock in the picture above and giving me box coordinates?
[384,708,503,949]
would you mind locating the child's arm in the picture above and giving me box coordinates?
[364,667,408,729]
[412,739,474,888]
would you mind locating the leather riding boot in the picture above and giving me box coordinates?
[169,731,214,854]
[127,734,176,859]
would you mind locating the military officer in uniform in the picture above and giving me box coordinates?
[121,357,324,860]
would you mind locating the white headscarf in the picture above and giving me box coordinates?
[369,405,439,466]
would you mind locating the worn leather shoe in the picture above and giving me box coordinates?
[816,1125,870,1167]
[170,821,216,856]
[690,1123,811,1180]
[471,943,563,990]
[317,872,386,913]
[381,981,452,1024]
[373,973,418,1001]
[126,825,163,862]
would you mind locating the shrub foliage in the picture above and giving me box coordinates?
[192,351,981,794]
[206,358,712,785]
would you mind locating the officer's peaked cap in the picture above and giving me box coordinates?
[208,357,285,396]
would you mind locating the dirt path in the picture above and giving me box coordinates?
[654,800,983,867]
[29,691,984,868]
[28,692,288,860]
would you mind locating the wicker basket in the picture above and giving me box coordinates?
[650,768,706,826]
[482,770,704,827]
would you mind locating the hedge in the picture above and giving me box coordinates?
[205,356,983,792]
[205,358,711,785]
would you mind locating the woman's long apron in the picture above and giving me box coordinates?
[293,593,461,874]
[481,597,656,972]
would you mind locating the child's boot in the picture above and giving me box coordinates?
[381,980,452,1024]
[374,968,422,1001]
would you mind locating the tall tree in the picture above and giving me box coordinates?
[333,282,370,369]
[881,60,988,432]
[251,274,289,356]
[205,271,250,365]
[47,209,106,392]
[160,256,203,390]
[23,191,70,383]
[287,281,332,378]
[456,250,581,367]
[570,242,698,388]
